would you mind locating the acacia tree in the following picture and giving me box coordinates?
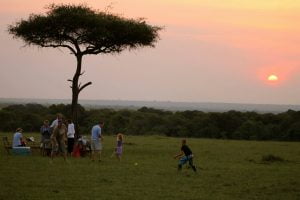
[8,4,161,135]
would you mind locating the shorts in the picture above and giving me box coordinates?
[52,140,66,153]
[179,154,193,165]
[91,139,102,151]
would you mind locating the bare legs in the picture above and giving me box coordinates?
[91,150,101,161]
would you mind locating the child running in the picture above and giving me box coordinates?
[174,139,197,172]
[112,133,123,161]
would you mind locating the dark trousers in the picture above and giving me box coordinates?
[67,138,75,153]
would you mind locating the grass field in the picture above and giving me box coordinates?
[0,133,299,200]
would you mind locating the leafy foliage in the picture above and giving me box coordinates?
[0,104,299,141]
[8,4,161,55]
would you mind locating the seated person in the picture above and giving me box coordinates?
[72,141,82,158]
[75,136,89,157]
[12,128,26,147]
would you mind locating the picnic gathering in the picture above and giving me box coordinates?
[9,113,117,160]
[6,113,197,172]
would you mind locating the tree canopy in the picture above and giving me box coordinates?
[8,4,161,55]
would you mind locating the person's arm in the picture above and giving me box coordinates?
[174,151,184,159]
[40,127,44,142]
[51,128,58,145]
[20,134,25,145]
[64,125,68,142]
[50,119,57,128]
[99,128,103,141]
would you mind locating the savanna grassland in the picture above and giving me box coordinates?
[0,133,299,200]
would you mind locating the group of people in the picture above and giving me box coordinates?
[12,113,197,172]
[39,114,72,161]
[12,114,124,162]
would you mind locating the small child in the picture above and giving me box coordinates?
[72,141,81,158]
[174,139,197,172]
[112,133,124,161]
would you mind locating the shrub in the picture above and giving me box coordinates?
[262,154,284,163]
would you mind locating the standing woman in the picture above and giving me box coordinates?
[67,119,75,156]
[50,119,67,161]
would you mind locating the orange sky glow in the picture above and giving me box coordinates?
[0,0,299,104]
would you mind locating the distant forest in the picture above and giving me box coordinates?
[0,104,299,141]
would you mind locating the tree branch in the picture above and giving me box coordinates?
[79,81,92,93]
[80,71,85,76]
[82,45,119,55]
[62,34,81,54]
[41,44,76,55]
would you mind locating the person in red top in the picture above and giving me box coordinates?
[174,139,197,172]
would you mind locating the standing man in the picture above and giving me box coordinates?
[174,139,197,172]
[67,119,75,156]
[91,121,104,161]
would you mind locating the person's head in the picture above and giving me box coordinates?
[57,113,63,120]
[99,121,104,128]
[44,120,49,125]
[16,128,23,133]
[117,133,123,141]
[182,139,187,145]
[67,119,72,124]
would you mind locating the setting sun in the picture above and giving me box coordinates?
[268,75,278,81]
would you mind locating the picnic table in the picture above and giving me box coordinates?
[2,136,41,155]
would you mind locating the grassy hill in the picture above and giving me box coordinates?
[0,133,299,200]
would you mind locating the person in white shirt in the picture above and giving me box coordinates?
[50,113,63,129]
[67,119,75,155]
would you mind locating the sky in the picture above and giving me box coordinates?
[0,0,300,105]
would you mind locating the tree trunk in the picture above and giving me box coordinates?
[71,54,82,138]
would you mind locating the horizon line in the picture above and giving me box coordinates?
[0,97,299,107]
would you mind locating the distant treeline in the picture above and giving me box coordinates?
[0,104,299,141]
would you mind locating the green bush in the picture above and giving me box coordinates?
[0,103,299,141]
